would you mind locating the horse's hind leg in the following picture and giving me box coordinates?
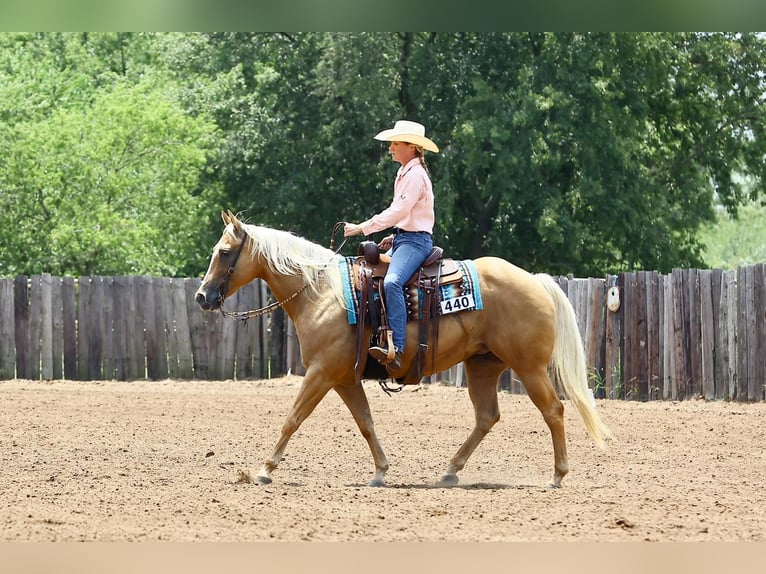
[439,355,505,486]
[334,382,390,487]
[517,366,569,487]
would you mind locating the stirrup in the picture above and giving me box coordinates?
[383,330,395,362]
[369,330,396,364]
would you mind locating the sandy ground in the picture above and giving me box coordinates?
[0,376,764,542]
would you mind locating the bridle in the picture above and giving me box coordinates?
[217,222,348,323]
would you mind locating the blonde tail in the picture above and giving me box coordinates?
[535,273,614,448]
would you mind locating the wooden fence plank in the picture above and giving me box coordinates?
[604,275,621,399]
[261,281,272,377]
[151,277,169,380]
[112,277,129,380]
[137,276,159,380]
[747,265,766,401]
[172,279,194,379]
[40,273,54,379]
[14,276,30,379]
[745,266,758,401]
[101,277,116,380]
[88,277,104,380]
[671,269,687,400]
[569,278,587,343]
[128,276,144,380]
[736,267,749,401]
[268,290,286,378]
[51,276,63,380]
[185,278,208,379]
[77,278,90,380]
[687,269,702,398]
[217,288,238,380]
[637,271,649,400]
[699,270,716,399]
[637,270,648,400]
[232,286,252,380]
[662,272,675,400]
[622,272,638,399]
[203,288,222,379]
[28,275,43,380]
[724,271,738,400]
[657,274,666,397]
[233,282,260,379]
[755,264,765,401]
[0,279,15,379]
[712,270,727,399]
[162,278,180,379]
[715,271,732,399]
[62,277,77,379]
[585,278,605,386]
[645,272,661,400]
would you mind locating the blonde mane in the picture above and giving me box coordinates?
[235,223,345,305]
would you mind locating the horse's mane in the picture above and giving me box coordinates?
[236,223,345,306]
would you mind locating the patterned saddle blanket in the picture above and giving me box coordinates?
[338,255,483,325]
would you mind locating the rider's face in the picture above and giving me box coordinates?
[388,141,417,165]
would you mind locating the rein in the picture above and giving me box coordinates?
[218,222,350,323]
[329,221,349,254]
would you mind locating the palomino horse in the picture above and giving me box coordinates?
[195,210,613,487]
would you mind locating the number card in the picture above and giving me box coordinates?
[440,293,476,315]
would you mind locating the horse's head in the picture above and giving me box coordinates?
[195,210,250,311]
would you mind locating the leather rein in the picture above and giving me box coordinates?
[218,222,349,323]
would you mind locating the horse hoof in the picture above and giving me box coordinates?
[438,474,459,487]
[368,478,386,487]
[256,475,272,485]
[547,482,562,489]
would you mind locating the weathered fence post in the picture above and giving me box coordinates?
[0,278,15,379]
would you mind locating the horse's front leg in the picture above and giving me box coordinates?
[334,382,389,486]
[254,370,333,484]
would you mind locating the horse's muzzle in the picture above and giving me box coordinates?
[195,287,222,311]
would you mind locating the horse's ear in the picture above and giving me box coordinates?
[221,210,242,232]
[224,210,244,236]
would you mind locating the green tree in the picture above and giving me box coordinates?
[0,34,221,277]
[412,33,766,275]
[160,32,404,247]
[3,33,766,278]
[184,32,766,276]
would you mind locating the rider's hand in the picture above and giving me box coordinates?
[378,235,393,251]
[344,223,363,237]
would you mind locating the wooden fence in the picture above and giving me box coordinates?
[1,266,764,401]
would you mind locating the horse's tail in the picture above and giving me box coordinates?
[535,273,614,449]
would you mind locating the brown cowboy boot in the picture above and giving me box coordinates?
[369,346,403,372]
[369,345,396,365]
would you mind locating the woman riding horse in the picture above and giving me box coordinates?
[195,211,613,488]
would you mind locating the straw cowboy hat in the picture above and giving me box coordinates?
[374,120,439,153]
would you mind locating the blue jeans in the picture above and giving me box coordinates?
[383,230,433,352]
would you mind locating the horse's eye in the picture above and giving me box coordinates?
[219,249,231,257]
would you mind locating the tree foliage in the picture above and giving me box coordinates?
[1,32,766,278]
[0,33,222,277]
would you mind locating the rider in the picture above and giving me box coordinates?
[344,120,439,372]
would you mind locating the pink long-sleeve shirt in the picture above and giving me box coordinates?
[359,158,434,236]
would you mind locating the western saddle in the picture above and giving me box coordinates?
[351,240,465,388]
